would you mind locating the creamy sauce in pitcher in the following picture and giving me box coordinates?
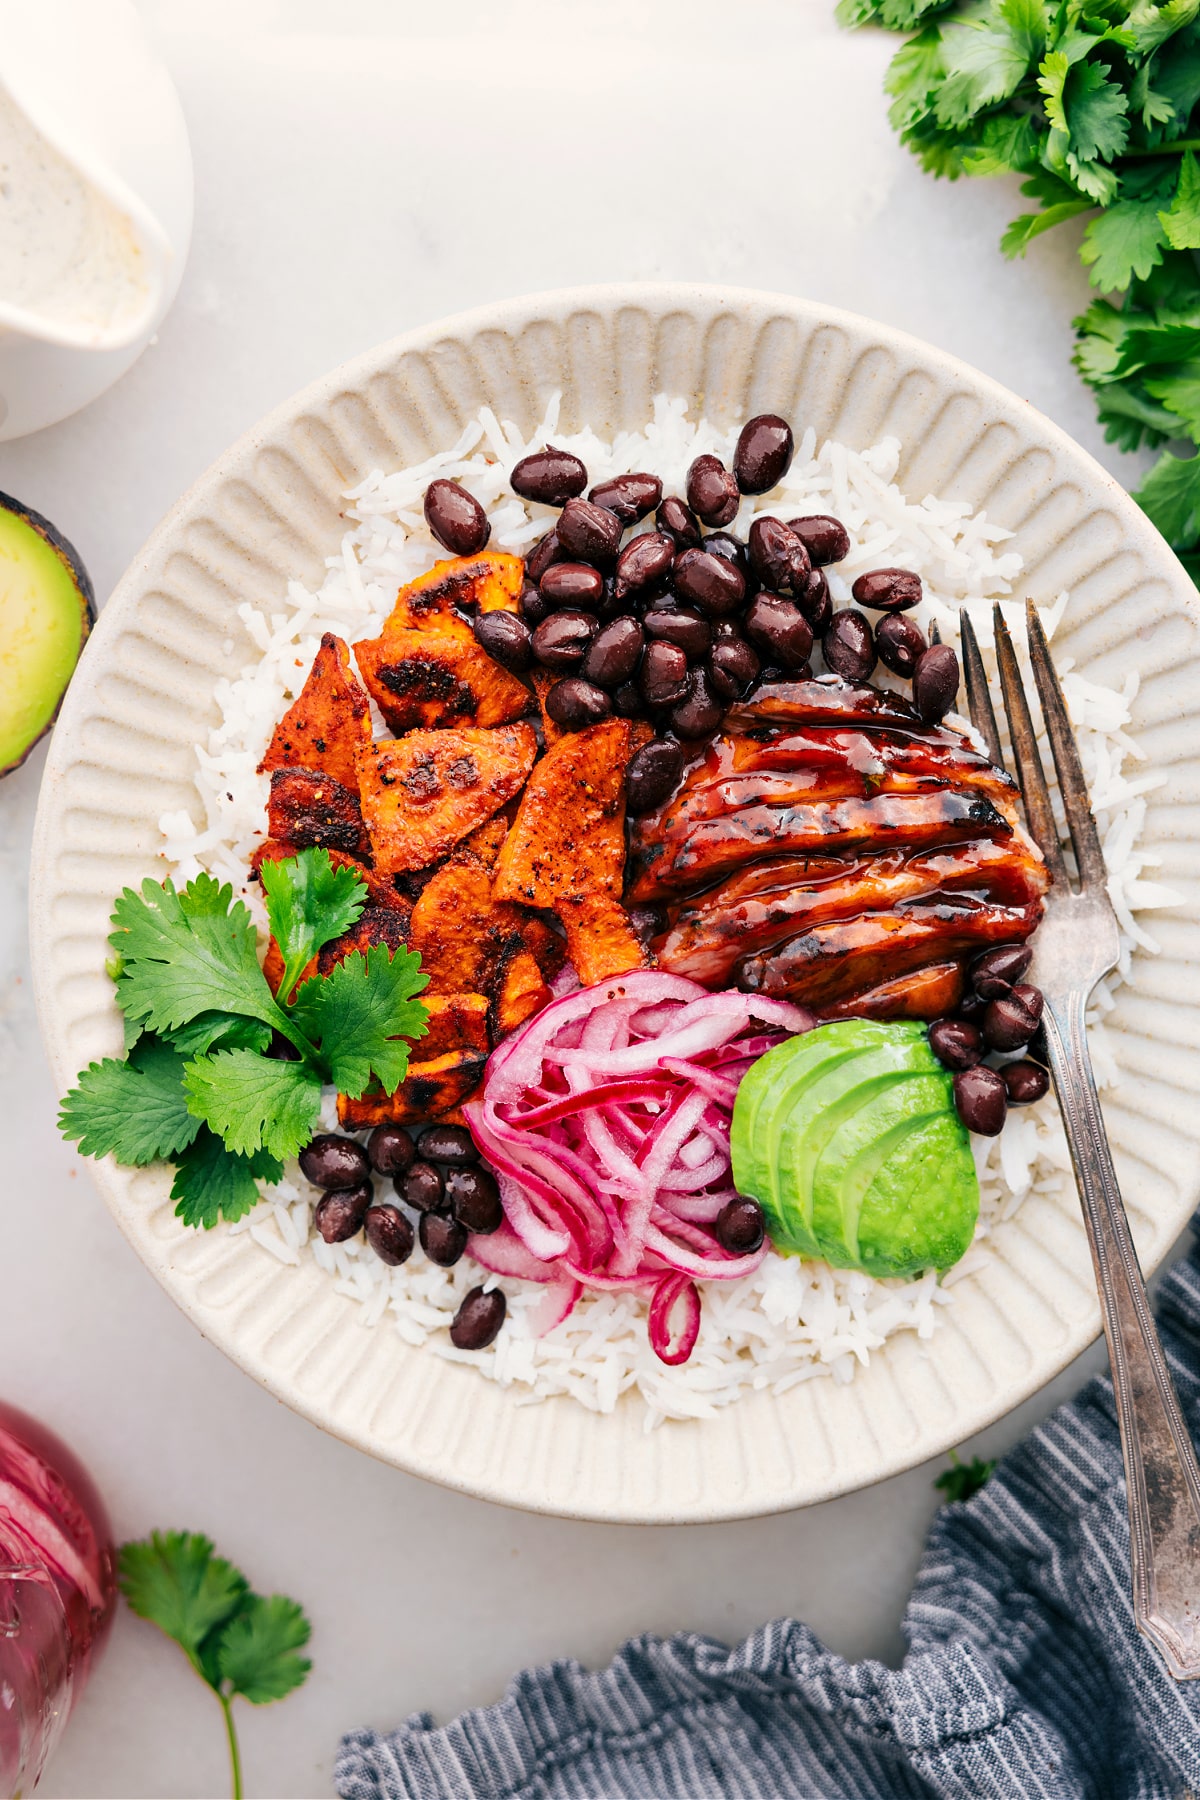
[0,85,149,338]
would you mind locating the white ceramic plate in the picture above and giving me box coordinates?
[30,284,1200,1522]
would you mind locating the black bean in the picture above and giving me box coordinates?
[299,1134,371,1191]
[614,531,675,601]
[640,641,690,707]
[702,531,750,577]
[545,677,613,729]
[953,1064,1008,1135]
[716,1196,766,1253]
[531,609,598,672]
[744,594,814,670]
[614,681,643,718]
[959,990,989,1024]
[686,455,739,527]
[748,516,809,594]
[473,609,533,673]
[708,638,761,699]
[364,1203,414,1265]
[823,610,876,682]
[589,472,662,523]
[851,568,923,613]
[875,613,926,678]
[786,515,850,566]
[417,1124,478,1165]
[656,495,702,548]
[445,1165,503,1234]
[643,606,711,659]
[672,547,745,616]
[520,582,551,625]
[983,983,1044,1052]
[671,667,724,739]
[510,447,588,506]
[397,1160,445,1213]
[913,644,960,724]
[419,1210,468,1266]
[595,577,628,621]
[539,562,605,610]
[796,567,831,633]
[928,1019,983,1071]
[367,1125,416,1177]
[1003,1060,1050,1105]
[970,943,1033,999]
[525,532,562,586]
[583,617,644,689]
[625,739,685,815]
[450,1286,507,1350]
[423,479,490,556]
[556,497,622,567]
[314,1182,373,1243]
[734,414,794,494]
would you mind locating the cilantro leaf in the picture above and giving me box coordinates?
[934,20,1031,126]
[960,112,1041,173]
[58,1039,200,1165]
[166,1013,275,1057]
[1001,199,1093,256]
[183,1051,322,1162]
[1065,59,1130,163]
[1159,148,1200,247]
[1144,357,1200,431]
[259,848,366,1002]
[119,1532,248,1678]
[289,943,428,1100]
[112,874,286,1040]
[1081,197,1170,289]
[216,1595,312,1704]
[1134,446,1200,544]
[934,1452,996,1503]
[170,1130,283,1230]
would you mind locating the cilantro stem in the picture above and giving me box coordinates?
[218,1691,244,1800]
[1122,139,1200,158]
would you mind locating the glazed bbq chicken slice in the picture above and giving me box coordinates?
[633,679,1049,1018]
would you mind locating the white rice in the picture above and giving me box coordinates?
[158,396,1178,1428]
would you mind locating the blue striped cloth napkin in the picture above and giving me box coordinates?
[336,1220,1200,1800]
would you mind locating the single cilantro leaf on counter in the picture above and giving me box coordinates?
[259,847,367,1002]
[216,1595,312,1704]
[169,1130,283,1230]
[1134,446,1200,544]
[58,1039,200,1165]
[183,1050,323,1162]
[289,942,429,1099]
[119,1532,248,1678]
[112,873,286,1039]
[934,1451,996,1504]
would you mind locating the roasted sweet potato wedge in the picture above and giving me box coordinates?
[385,553,523,629]
[530,669,566,748]
[463,804,517,868]
[338,1047,489,1128]
[354,615,530,734]
[316,901,412,975]
[407,851,526,995]
[420,991,490,1058]
[560,892,648,987]
[493,718,633,909]
[491,949,552,1038]
[258,633,370,791]
[266,767,371,859]
[359,722,536,875]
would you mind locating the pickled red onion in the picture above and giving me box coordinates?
[465,971,812,1364]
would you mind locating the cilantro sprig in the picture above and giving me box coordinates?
[59,849,428,1226]
[119,1531,311,1799]
[841,0,1200,577]
[934,1448,997,1503]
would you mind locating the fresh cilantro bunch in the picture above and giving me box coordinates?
[839,0,1200,576]
[59,849,428,1228]
[119,1531,311,1799]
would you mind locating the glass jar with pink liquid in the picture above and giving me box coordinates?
[0,1401,115,1795]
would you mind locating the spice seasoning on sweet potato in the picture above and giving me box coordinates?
[418,991,491,1058]
[354,615,530,734]
[338,1046,489,1129]
[385,552,523,629]
[316,901,413,975]
[407,852,525,997]
[266,767,372,859]
[560,893,648,986]
[358,722,536,875]
[530,669,566,748]
[258,632,370,791]
[491,948,552,1038]
[493,718,633,908]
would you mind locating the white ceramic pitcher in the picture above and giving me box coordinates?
[0,0,193,441]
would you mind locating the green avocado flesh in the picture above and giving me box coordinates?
[730,1019,979,1278]
[0,497,93,776]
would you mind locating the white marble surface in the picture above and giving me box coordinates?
[0,2,1178,1794]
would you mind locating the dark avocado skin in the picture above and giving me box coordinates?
[0,490,95,777]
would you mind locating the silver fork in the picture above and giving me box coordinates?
[958,600,1200,1680]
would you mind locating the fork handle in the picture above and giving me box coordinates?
[1044,990,1200,1678]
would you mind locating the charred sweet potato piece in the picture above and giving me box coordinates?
[407,851,526,996]
[491,949,552,1039]
[493,718,633,910]
[266,768,371,859]
[353,615,530,734]
[385,553,523,629]
[316,901,412,975]
[560,893,648,987]
[338,1048,488,1128]
[530,669,566,748]
[358,722,536,876]
[258,633,370,791]
[463,804,517,868]
[420,991,490,1058]
[514,911,567,983]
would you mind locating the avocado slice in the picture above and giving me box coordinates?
[0,492,94,777]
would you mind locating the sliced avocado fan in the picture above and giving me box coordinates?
[0,492,94,777]
[730,1019,979,1278]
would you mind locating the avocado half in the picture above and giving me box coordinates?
[0,491,94,776]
